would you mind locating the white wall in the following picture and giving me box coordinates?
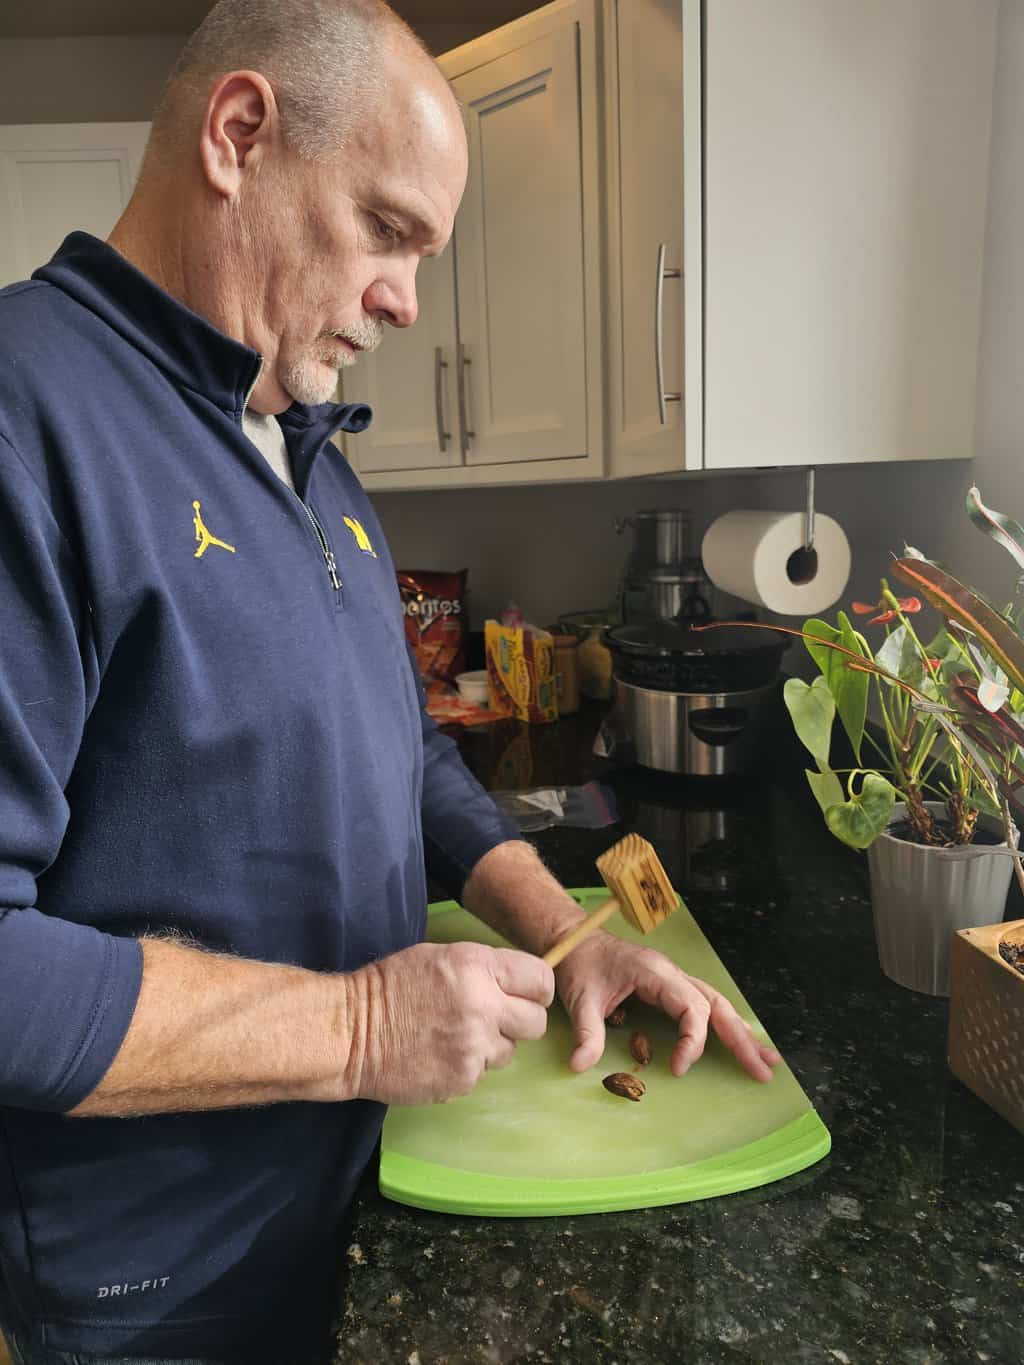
[0,24,484,124]
[0,36,186,123]
[371,459,973,631]
[957,0,1024,604]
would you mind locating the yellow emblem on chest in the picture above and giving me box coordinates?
[192,501,236,558]
[343,516,377,558]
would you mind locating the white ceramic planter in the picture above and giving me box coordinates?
[867,802,1018,997]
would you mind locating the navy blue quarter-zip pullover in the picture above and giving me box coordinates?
[0,233,516,1360]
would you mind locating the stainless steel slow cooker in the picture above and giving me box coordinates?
[594,620,789,776]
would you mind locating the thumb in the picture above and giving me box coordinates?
[568,997,607,1073]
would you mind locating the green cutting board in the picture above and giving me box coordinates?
[379,888,830,1217]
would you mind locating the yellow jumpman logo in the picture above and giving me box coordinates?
[192,501,236,558]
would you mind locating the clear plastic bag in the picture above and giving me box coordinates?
[490,780,619,833]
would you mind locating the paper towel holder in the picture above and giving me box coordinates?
[786,468,819,586]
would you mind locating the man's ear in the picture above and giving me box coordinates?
[200,71,278,199]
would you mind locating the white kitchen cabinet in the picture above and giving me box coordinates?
[607,0,997,476]
[0,123,149,289]
[343,248,463,474]
[354,0,998,486]
[347,0,604,490]
[603,0,694,478]
[697,0,998,471]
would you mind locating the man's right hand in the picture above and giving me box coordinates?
[343,942,554,1106]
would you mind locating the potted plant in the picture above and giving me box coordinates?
[703,488,1024,996]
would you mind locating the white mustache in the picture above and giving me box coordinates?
[329,320,383,353]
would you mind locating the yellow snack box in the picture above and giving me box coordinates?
[484,621,559,724]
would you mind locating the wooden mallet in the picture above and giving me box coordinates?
[543,833,680,968]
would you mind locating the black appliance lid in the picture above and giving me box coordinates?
[606,621,788,658]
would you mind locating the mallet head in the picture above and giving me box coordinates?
[596,833,679,933]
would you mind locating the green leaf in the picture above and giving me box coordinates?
[966,486,1024,576]
[892,557,1024,695]
[805,766,844,816]
[918,626,966,696]
[783,675,835,768]
[824,773,897,850]
[925,625,962,662]
[803,613,868,761]
[966,785,1003,821]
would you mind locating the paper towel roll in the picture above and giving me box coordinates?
[701,510,851,616]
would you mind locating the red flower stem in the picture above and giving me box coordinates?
[882,583,977,794]
[691,622,935,704]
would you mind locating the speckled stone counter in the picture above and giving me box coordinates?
[334,703,1024,1365]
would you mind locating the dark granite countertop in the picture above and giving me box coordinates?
[335,703,1023,1365]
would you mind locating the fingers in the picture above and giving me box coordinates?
[693,984,783,1083]
[717,1012,774,1080]
[567,996,606,1074]
[670,995,711,1077]
[630,955,783,1083]
[487,1035,517,1071]
[492,948,556,1007]
[496,991,549,1045]
[632,963,710,1076]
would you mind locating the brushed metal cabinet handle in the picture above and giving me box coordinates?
[656,241,682,425]
[434,346,451,452]
[457,343,475,452]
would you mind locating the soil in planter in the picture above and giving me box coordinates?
[886,821,1004,848]
[998,941,1024,978]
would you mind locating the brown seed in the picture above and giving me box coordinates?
[602,1071,646,1101]
[606,1005,627,1028]
[629,1031,652,1067]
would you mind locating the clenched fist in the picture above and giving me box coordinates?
[342,941,554,1105]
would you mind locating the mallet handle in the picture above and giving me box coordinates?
[542,898,621,968]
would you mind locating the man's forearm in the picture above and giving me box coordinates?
[70,937,361,1117]
[460,840,587,958]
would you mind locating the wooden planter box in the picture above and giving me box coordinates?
[948,918,1024,1134]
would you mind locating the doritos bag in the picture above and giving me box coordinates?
[398,569,468,692]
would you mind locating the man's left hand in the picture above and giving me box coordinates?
[552,930,782,1083]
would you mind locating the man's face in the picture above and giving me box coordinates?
[248,49,468,410]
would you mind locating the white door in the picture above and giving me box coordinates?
[452,20,589,468]
[343,247,461,474]
[605,0,686,477]
[0,123,150,288]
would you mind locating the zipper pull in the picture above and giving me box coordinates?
[324,548,342,592]
[304,503,343,594]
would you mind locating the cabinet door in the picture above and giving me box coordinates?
[0,123,150,288]
[605,0,686,476]
[702,0,997,468]
[451,19,589,468]
[343,247,461,474]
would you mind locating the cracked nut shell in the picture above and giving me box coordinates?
[606,1005,627,1028]
[602,1071,646,1101]
[629,1031,652,1067]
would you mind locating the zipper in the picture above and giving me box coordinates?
[239,360,341,597]
[304,503,343,592]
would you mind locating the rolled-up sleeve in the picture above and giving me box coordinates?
[0,431,142,1112]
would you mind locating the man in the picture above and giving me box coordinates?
[0,1,780,1361]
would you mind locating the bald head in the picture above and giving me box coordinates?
[109,0,467,415]
[149,0,440,167]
